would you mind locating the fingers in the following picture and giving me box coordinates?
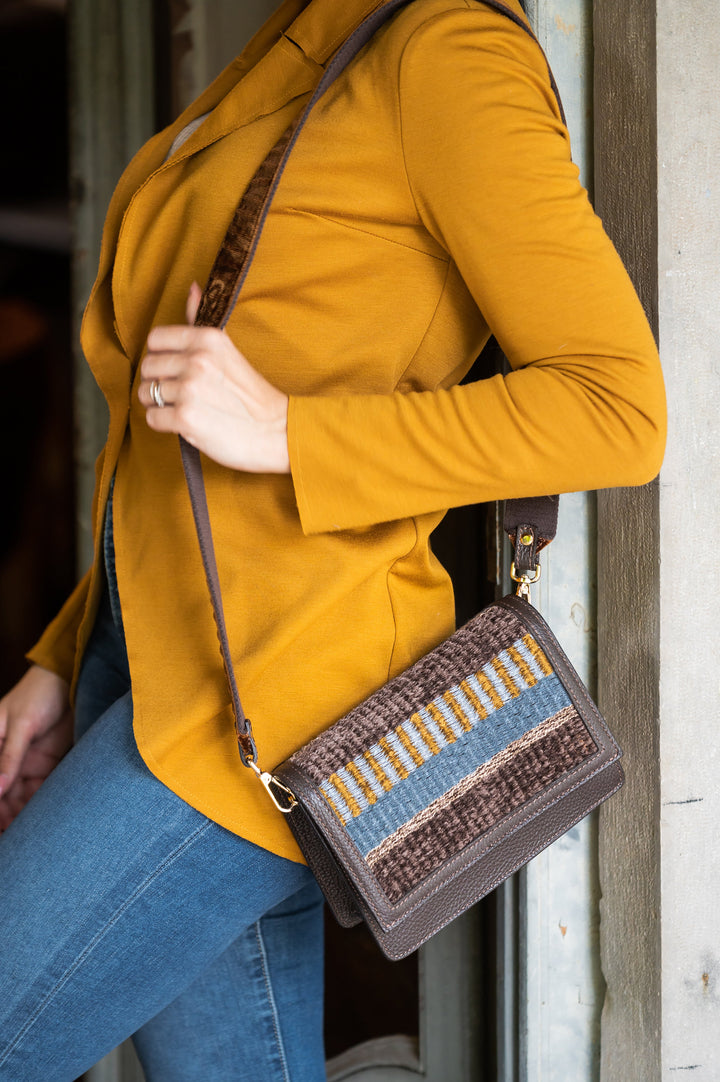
[26,711,74,767]
[0,714,34,796]
[145,322,225,356]
[0,666,69,798]
[0,668,70,829]
[0,774,42,831]
[136,289,290,471]
[0,711,72,831]
[139,319,241,428]
[137,372,178,411]
[0,779,27,831]
[138,325,238,410]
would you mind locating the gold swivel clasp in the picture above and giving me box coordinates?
[510,560,541,601]
[247,758,297,814]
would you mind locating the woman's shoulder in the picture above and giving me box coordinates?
[374,0,550,91]
[382,0,533,44]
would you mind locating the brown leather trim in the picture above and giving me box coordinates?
[282,759,624,960]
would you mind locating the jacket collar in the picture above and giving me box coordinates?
[155,0,390,167]
[94,0,391,294]
[287,0,389,63]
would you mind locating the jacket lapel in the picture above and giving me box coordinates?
[97,0,392,268]
[163,36,321,168]
[287,0,388,63]
[90,0,393,366]
[155,0,389,166]
[91,0,314,294]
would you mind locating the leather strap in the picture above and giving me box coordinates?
[503,495,559,575]
[179,0,564,768]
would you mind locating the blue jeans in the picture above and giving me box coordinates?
[0,583,326,1082]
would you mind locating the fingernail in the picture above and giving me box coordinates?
[0,774,9,797]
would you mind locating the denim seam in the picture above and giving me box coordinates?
[103,473,125,636]
[253,922,291,1082]
[0,818,214,1067]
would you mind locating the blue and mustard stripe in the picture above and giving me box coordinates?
[319,633,557,828]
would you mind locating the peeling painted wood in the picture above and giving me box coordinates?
[169,0,279,112]
[513,6,603,1081]
[69,0,155,570]
[597,0,720,1078]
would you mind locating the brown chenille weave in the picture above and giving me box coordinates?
[291,606,536,780]
[195,117,300,330]
[366,706,596,902]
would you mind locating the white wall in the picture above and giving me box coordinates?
[657,1,720,1075]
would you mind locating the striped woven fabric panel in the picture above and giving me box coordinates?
[304,612,598,903]
[366,704,595,901]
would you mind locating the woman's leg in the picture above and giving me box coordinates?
[73,578,131,741]
[132,880,325,1082]
[0,663,324,1081]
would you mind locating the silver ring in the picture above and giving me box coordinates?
[150,379,166,409]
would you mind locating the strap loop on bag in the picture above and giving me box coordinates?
[504,493,559,596]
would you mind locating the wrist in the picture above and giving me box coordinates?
[31,664,70,692]
[268,394,290,474]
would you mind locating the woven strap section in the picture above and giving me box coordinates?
[196,118,300,330]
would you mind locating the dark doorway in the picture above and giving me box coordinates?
[0,0,76,694]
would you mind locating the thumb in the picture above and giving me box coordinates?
[186,280,203,325]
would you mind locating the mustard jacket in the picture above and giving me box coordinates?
[29,0,666,862]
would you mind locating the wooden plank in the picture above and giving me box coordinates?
[70,5,155,1078]
[593,1,661,1080]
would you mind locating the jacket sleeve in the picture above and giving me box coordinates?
[287,7,666,535]
[26,567,92,683]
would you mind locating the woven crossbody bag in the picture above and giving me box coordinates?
[180,0,625,960]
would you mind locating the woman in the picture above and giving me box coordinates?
[0,0,665,1078]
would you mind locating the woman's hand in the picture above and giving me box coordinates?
[0,665,73,831]
[138,282,290,473]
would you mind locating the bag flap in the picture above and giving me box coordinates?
[276,596,621,933]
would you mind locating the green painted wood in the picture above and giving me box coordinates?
[69,0,156,571]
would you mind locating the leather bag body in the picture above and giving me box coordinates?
[274,595,623,958]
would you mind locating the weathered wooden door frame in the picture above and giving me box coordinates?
[593,1,661,1080]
